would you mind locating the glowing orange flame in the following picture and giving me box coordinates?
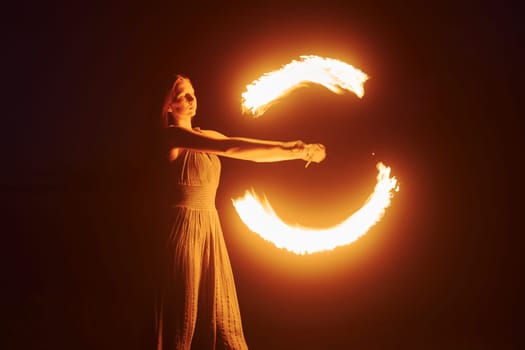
[241,55,369,116]
[237,55,398,254]
[232,163,399,254]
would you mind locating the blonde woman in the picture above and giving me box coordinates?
[156,75,325,350]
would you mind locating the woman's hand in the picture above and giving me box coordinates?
[284,140,327,167]
[303,143,326,167]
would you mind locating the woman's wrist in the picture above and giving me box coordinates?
[284,141,305,155]
[282,141,317,166]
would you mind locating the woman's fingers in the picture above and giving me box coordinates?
[305,143,327,164]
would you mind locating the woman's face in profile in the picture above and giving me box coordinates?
[171,79,197,118]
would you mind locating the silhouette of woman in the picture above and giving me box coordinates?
[156,75,326,350]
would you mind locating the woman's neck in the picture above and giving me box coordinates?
[172,119,192,129]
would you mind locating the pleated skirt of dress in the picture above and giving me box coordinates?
[156,205,249,350]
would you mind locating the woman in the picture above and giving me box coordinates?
[156,75,325,350]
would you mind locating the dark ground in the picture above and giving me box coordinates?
[3,1,523,349]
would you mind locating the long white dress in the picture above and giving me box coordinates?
[157,149,249,350]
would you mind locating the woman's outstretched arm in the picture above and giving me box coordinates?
[164,126,326,164]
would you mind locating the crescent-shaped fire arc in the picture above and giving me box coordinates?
[241,55,368,116]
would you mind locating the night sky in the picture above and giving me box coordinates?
[4,1,522,349]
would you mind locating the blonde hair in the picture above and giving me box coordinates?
[161,74,191,128]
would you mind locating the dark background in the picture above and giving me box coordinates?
[4,1,522,349]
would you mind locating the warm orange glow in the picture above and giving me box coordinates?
[236,55,398,254]
[241,55,368,116]
[232,163,399,254]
